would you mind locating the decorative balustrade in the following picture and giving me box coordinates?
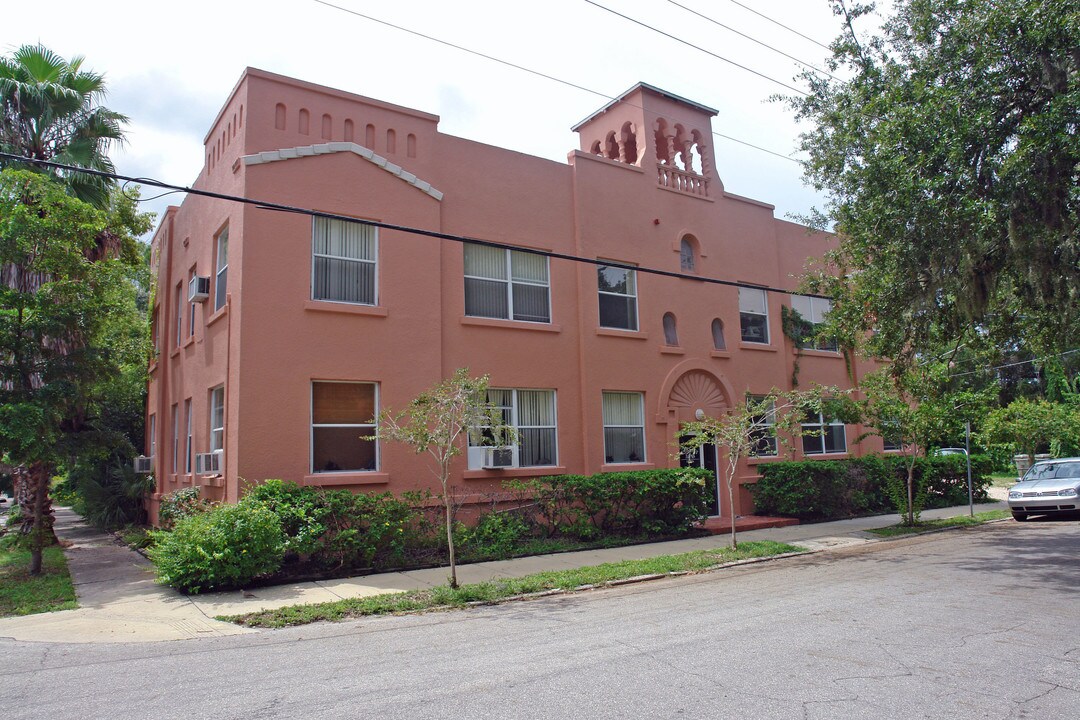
[657,165,709,197]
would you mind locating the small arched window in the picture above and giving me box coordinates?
[663,313,679,346]
[680,237,695,272]
[711,318,726,350]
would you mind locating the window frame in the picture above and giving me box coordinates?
[209,386,225,453]
[214,226,229,312]
[171,404,178,474]
[789,294,838,352]
[184,398,193,474]
[468,388,559,468]
[148,414,156,459]
[174,283,182,350]
[738,287,770,344]
[802,412,847,455]
[311,216,379,306]
[747,395,777,457]
[310,381,379,474]
[602,391,647,464]
[463,243,552,324]
[597,264,639,331]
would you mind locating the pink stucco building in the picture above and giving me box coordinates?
[145,68,884,524]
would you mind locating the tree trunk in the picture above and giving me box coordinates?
[726,459,738,550]
[442,466,457,589]
[26,461,56,576]
[906,462,915,526]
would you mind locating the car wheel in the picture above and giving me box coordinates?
[1012,512,1029,522]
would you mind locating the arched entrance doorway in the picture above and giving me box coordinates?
[663,368,732,517]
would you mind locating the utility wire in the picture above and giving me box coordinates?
[584,0,809,97]
[666,0,839,81]
[310,0,800,164]
[720,0,833,50]
[949,348,1080,379]
[0,151,832,300]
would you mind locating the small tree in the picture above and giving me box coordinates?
[859,366,986,525]
[981,397,1080,466]
[372,369,512,588]
[679,388,836,548]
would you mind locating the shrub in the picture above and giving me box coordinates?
[315,490,420,570]
[242,480,328,557]
[149,502,284,593]
[456,511,531,559]
[158,486,213,529]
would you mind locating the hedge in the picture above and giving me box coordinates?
[752,455,993,522]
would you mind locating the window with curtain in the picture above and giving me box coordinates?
[602,391,645,463]
[214,227,229,312]
[463,244,550,323]
[469,388,557,467]
[311,382,377,473]
[739,287,769,343]
[598,265,638,330]
[802,412,847,455]
[789,294,838,352]
[209,386,225,452]
[312,217,377,305]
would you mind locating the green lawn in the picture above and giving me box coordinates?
[0,543,78,617]
[222,540,805,628]
[866,509,1010,538]
[989,472,1020,488]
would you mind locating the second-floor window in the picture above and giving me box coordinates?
[214,227,229,312]
[463,244,550,323]
[789,294,838,352]
[312,217,377,305]
[739,287,769,344]
[598,265,638,331]
[209,386,225,453]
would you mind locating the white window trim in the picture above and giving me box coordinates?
[184,399,193,474]
[597,264,639,331]
[311,217,379,306]
[802,412,847,455]
[602,391,647,463]
[790,294,838,352]
[209,386,225,453]
[748,396,777,457]
[148,414,156,459]
[171,405,178,474]
[310,381,379,474]
[463,245,552,324]
[468,388,559,468]
[739,287,770,344]
[174,285,182,349]
[214,227,228,312]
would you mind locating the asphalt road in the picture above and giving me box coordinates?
[3,519,1077,719]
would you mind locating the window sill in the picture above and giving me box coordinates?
[795,347,843,358]
[167,473,179,484]
[170,348,180,359]
[304,300,388,317]
[196,474,225,488]
[738,342,778,352]
[148,360,158,374]
[463,466,565,480]
[182,336,196,349]
[207,304,229,327]
[601,462,655,471]
[659,346,685,355]
[460,316,561,333]
[746,455,781,466]
[803,452,849,459]
[301,471,389,486]
[596,328,649,340]
[709,350,731,359]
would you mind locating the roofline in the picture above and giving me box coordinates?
[571,82,718,132]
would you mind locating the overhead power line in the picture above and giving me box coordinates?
[666,0,839,81]
[584,0,809,97]
[720,0,833,50]
[310,0,800,164]
[0,151,831,301]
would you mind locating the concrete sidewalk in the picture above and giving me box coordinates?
[0,499,1007,645]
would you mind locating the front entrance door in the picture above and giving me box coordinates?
[679,437,720,516]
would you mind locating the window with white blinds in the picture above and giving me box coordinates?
[463,244,550,323]
[470,388,558,467]
[312,217,377,305]
[602,391,646,463]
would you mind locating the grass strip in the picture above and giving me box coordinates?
[866,510,1010,538]
[0,544,78,617]
[222,540,803,628]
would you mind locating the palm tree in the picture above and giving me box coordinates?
[0,44,127,209]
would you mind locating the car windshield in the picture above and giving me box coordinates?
[1023,462,1080,481]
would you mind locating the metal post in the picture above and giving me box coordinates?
[965,421,974,516]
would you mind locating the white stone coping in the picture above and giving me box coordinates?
[241,142,443,201]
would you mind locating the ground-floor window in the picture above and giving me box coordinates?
[602,391,646,463]
[469,388,557,468]
[747,395,777,457]
[311,381,377,473]
[802,412,847,455]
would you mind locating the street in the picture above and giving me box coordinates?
[2,519,1077,719]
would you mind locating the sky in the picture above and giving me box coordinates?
[0,0,886,232]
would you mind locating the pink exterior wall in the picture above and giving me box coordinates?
[145,69,886,523]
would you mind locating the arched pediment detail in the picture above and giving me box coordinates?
[657,360,735,425]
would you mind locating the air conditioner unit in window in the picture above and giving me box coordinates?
[133,455,153,474]
[188,276,211,302]
[481,446,515,469]
[195,450,223,475]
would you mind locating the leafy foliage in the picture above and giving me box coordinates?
[787,0,1080,361]
[148,501,284,593]
[980,397,1080,461]
[157,487,213,529]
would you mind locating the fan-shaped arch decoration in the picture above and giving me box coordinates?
[668,370,728,417]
